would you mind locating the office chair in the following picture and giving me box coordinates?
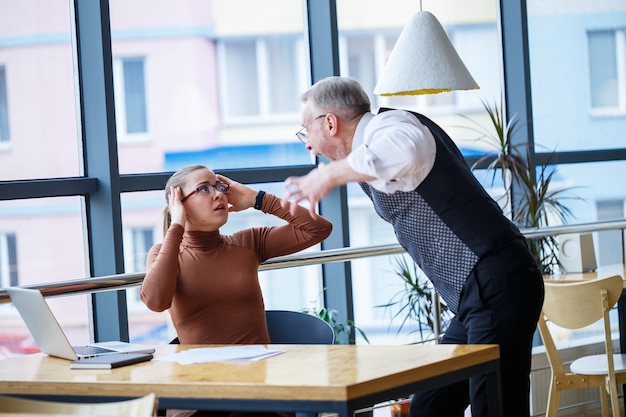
[538,275,626,417]
[265,309,335,344]
[167,310,334,417]
[265,310,335,417]
[169,310,335,345]
[0,392,157,416]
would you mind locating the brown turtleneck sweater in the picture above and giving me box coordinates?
[140,193,332,345]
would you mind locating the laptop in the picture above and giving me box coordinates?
[7,286,155,360]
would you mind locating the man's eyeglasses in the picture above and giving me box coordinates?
[181,181,230,202]
[295,114,326,143]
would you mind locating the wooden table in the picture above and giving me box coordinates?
[0,415,83,417]
[0,344,503,417]
[0,412,84,417]
[544,263,626,283]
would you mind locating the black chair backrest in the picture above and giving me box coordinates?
[169,310,335,345]
[265,310,335,344]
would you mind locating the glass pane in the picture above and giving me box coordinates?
[0,0,81,180]
[337,0,503,344]
[109,0,310,175]
[122,183,324,345]
[2,292,92,358]
[266,37,301,115]
[549,160,626,265]
[588,30,618,109]
[350,252,452,346]
[527,2,626,151]
[0,196,88,357]
[120,190,165,343]
[222,40,260,117]
[338,0,501,119]
[123,59,148,134]
[0,67,9,143]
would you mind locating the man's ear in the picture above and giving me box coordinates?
[326,113,340,136]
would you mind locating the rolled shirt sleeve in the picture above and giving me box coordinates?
[346,110,436,193]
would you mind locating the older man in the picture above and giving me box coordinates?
[282,76,544,417]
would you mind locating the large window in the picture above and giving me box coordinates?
[528,2,626,152]
[339,0,504,343]
[1,0,626,356]
[0,0,80,181]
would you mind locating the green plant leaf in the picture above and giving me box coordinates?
[376,255,452,340]
[301,290,370,344]
[461,99,586,274]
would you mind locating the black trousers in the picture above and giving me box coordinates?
[410,241,545,417]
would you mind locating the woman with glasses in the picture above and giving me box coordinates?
[140,164,332,417]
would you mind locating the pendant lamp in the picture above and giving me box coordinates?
[373,10,479,96]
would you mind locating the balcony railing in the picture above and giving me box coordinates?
[1,219,625,303]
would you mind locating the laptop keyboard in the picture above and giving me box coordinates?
[73,345,116,355]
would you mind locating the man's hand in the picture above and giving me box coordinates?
[282,160,373,217]
[281,163,335,217]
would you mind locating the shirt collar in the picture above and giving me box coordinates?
[352,112,374,150]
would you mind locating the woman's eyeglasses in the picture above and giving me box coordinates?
[181,181,230,202]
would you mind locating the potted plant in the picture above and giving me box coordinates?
[301,288,370,345]
[378,255,453,343]
[460,99,583,274]
[379,99,582,346]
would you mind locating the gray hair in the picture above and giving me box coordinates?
[161,164,210,236]
[301,76,371,120]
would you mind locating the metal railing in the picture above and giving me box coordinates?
[1,219,625,303]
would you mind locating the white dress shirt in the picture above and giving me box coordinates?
[346,110,437,194]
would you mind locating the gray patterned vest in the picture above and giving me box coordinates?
[359,109,522,313]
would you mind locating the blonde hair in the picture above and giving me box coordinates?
[161,164,209,237]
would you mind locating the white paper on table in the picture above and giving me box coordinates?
[155,344,285,365]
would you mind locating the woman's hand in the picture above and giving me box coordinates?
[216,174,257,212]
[169,186,186,226]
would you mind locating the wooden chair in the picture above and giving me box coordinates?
[538,275,626,417]
[0,392,157,416]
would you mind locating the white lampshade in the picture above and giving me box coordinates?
[373,11,479,96]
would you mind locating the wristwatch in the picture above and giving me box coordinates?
[254,190,266,210]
